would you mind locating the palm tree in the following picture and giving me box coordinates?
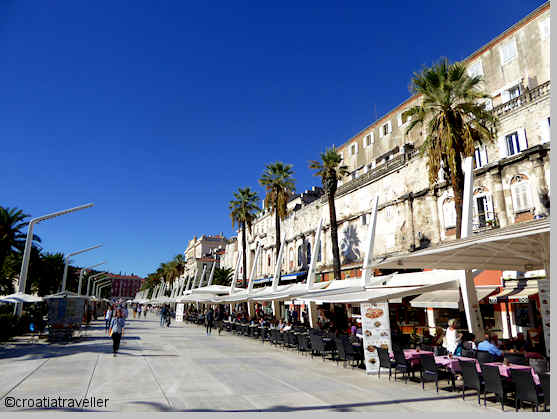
[229,187,260,287]
[309,147,349,281]
[405,58,497,238]
[259,162,295,261]
[0,206,41,268]
[213,267,234,286]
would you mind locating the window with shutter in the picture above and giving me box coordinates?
[511,181,532,213]
[505,131,520,156]
[442,199,456,229]
[499,39,517,65]
[467,60,484,78]
[539,17,550,40]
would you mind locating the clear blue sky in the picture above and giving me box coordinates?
[1,1,545,277]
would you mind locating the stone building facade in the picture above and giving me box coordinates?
[183,234,228,287]
[222,3,551,285]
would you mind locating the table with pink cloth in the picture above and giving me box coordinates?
[484,362,541,385]
[389,349,434,367]
[435,356,481,373]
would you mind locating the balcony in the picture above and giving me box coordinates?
[492,81,550,119]
[472,212,500,233]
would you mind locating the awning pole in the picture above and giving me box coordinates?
[362,195,379,287]
[306,218,323,290]
[459,156,485,337]
[229,253,241,295]
[272,235,285,292]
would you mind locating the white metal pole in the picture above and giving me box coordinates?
[207,262,216,286]
[95,281,111,298]
[78,261,106,296]
[247,244,261,294]
[197,265,207,288]
[306,218,323,290]
[362,195,379,287]
[15,203,94,316]
[272,235,286,292]
[229,254,241,295]
[61,244,103,292]
[97,283,111,299]
[93,277,111,297]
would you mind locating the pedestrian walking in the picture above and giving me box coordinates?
[109,309,126,356]
[216,306,224,335]
[205,307,214,335]
[143,306,148,318]
[160,306,167,327]
[137,305,142,319]
[104,306,113,333]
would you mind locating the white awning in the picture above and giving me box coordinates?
[0,292,44,303]
[489,287,539,304]
[191,285,231,295]
[374,218,550,271]
[409,287,496,309]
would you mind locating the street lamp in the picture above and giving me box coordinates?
[15,202,94,316]
[86,272,107,296]
[92,278,111,297]
[61,244,103,292]
[97,283,111,299]
[78,261,106,296]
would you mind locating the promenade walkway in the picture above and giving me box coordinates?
[0,316,497,412]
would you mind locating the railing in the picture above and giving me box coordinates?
[492,81,550,118]
[472,212,499,232]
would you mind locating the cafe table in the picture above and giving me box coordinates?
[434,355,481,391]
[484,362,541,386]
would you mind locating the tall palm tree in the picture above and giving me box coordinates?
[259,162,295,261]
[229,187,260,287]
[213,267,234,286]
[0,206,41,268]
[405,58,497,238]
[309,147,349,281]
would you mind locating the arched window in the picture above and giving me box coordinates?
[306,243,311,266]
[297,245,303,267]
[288,248,294,271]
[267,254,271,267]
[510,175,533,213]
[442,198,457,229]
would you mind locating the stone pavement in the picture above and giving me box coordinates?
[0,316,503,412]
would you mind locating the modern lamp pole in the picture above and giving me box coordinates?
[87,272,107,296]
[97,283,111,299]
[15,203,94,316]
[78,261,106,296]
[61,244,103,292]
[92,278,112,297]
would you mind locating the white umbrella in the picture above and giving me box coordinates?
[0,292,43,303]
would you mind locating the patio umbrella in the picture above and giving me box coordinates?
[0,292,44,303]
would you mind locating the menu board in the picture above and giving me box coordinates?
[360,301,391,375]
[176,303,184,322]
[538,279,550,357]
[47,297,87,329]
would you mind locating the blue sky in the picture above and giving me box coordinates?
[1,1,546,277]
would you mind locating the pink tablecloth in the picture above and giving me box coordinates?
[484,362,540,386]
[435,356,481,373]
[403,349,434,360]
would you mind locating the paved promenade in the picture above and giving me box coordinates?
[0,316,500,412]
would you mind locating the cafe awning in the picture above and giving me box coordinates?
[374,218,550,271]
[489,286,539,304]
[409,287,496,309]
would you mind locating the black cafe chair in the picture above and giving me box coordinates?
[529,358,548,376]
[505,352,528,366]
[481,364,513,410]
[335,336,347,366]
[393,347,415,384]
[376,346,396,380]
[510,368,544,412]
[343,337,363,368]
[540,373,550,411]
[476,350,496,365]
[459,360,484,405]
[461,348,477,359]
[420,355,442,392]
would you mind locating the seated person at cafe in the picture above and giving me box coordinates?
[432,327,444,346]
[477,333,503,357]
[282,321,292,332]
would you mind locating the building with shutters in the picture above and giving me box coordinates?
[110,275,144,298]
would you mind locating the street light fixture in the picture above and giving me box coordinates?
[97,283,111,299]
[61,244,103,292]
[15,202,94,316]
[78,261,106,296]
[86,272,107,296]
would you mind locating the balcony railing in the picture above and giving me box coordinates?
[472,212,499,232]
[492,81,550,118]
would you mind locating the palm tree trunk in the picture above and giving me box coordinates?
[274,196,281,262]
[242,223,247,288]
[328,193,342,281]
[451,153,465,240]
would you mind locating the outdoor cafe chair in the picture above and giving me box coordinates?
[529,358,547,376]
[510,368,544,412]
[376,346,396,380]
[420,355,441,392]
[343,336,363,368]
[310,333,333,361]
[459,360,484,405]
[286,331,298,349]
[461,348,477,359]
[334,336,349,367]
[270,328,280,346]
[476,350,496,365]
[296,333,310,356]
[504,352,528,366]
[392,347,415,384]
[539,373,550,411]
[434,346,447,356]
[481,364,513,410]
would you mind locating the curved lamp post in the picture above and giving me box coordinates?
[15,202,94,316]
[92,278,111,297]
[78,261,106,296]
[61,244,103,292]
[86,272,107,296]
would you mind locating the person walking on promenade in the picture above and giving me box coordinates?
[160,305,167,327]
[109,309,126,357]
[137,304,142,319]
[104,306,113,333]
[205,307,214,336]
[132,304,137,319]
[144,305,148,318]
[216,306,224,335]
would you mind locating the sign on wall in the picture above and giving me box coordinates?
[176,303,184,322]
[360,301,392,375]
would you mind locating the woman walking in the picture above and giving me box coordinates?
[205,308,214,336]
[109,309,126,356]
[104,306,113,333]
